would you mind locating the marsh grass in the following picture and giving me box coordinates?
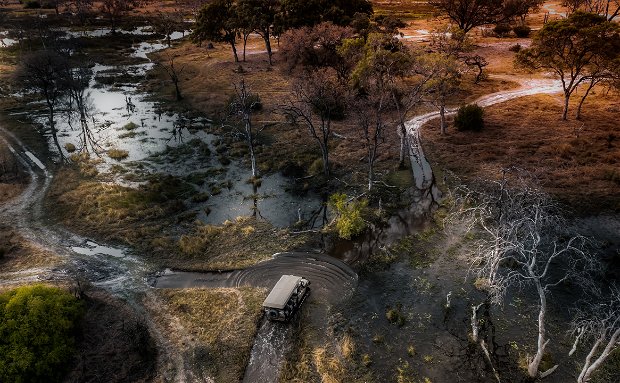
[107,149,129,161]
[154,287,266,382]
[170,216,310,270]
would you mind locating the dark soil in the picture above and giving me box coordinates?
[65,289,157,383]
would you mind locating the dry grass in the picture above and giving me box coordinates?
[0,226,61,274]
[47,167,187,245]
[423,91,620,212]
[107,148,129,161]
[164,216,312,271]
[280,309,373,383]
[150,287,266,382]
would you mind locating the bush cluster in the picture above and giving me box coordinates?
[493,23,512,37]
[454,104,484,131]
[329,193,367,239]
[0,285,84,383]
[513,25,532,38]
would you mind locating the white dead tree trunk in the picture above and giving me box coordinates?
[452,168,596,379]
[229,78,261,178]
[569,284,620,383]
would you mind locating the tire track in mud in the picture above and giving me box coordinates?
[153,252,359,305]
[406,77,561,190]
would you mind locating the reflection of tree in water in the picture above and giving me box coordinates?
[65,63,106,155]
[166,115,195,144]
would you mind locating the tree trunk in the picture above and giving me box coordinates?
[230,41,239,63]
[321,143,329,177]
[245,119,257,178]
[578,328,620,383]
[576,78,596,120]
[562,92,570,121]
[392,90,408,169]
[528,282,554,378]
[243,34,248,62]
[398,128,408,169]
[263,31,272,65]
[440,104,446,135]
[174,80,182,101]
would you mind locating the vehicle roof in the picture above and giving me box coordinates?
[262,275,303,309]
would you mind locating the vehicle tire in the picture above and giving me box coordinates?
[267,309,279,320]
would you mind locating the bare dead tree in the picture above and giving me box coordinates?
[282,69,347,177]
[569,284,620,383]
[354,92,388,191]
[464,55,489,84]
[229,78,262,178]
[14,51,68,162]
[452,168,597,379]
[157,54,185,101]
[151,9,184,48]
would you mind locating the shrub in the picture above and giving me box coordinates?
[64,143,76,153]
[513,25,532,38]
[122,122,138,131]
[0,285,84,383]
[508,43,522,52]
[328,193,367,239]
[493,23,512,37]
[454,104,484,131]
[107,148,129,160]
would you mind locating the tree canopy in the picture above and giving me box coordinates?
[429,0,543,32]
[0,285,84,383]
[192,0,374,64]
[517,11,620,119]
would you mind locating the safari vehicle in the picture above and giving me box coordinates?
[263,275,310,322]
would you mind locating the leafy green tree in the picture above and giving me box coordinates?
[192,0,240,62]
[419,53,463,135]
[329,193,368,239]
[0,285,84,383]
[517,12,620,120]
